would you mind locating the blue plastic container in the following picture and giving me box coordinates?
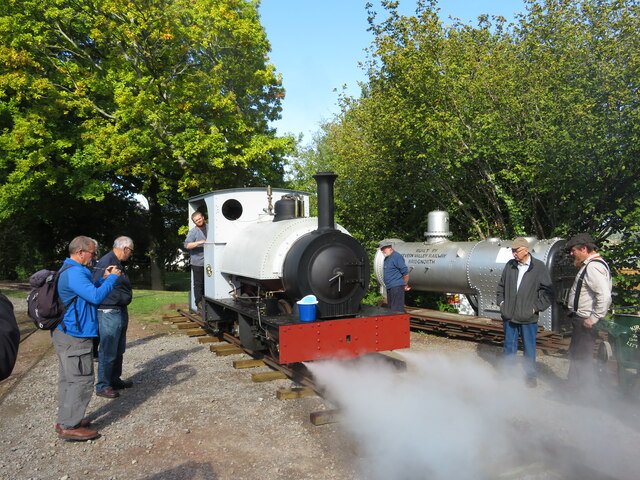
[298,303,317,322]
[297,295,318,322]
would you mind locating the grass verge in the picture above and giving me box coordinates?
[129,289,188,322]
[0,286,187,323]
[0,289,28,299]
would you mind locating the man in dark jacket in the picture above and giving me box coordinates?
[92,236,135,399]
[0,292,19,382]
[496,237,554,387]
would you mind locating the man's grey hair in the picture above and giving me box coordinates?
[113,236,134,249]
[69,236,98,255]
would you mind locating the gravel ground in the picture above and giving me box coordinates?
[1,297,639,480]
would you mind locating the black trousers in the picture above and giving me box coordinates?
[386,285,405,313]
[191,265,205,308]
[568,315,598,387]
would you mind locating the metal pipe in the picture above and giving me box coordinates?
[313,171,338,232]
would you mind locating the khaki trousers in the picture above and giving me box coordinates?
[52,328,95,429]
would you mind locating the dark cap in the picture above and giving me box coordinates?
[510,237,529,249]
[565,233,596,251]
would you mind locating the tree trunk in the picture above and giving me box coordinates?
[147,179,165,291]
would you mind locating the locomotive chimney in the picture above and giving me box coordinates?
[424,210,453,244]
[313,171,338,232]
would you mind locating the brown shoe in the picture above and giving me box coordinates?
[56,420,90,434]
[56,425,100,441]
[96,387,119,399]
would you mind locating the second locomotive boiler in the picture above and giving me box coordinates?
[374,211,578,332]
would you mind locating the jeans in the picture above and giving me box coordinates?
[96,307,128,392]
[503,321,538,379]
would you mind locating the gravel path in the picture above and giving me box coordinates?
[1,299,639,480]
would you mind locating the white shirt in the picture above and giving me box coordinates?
[516,257,531,292]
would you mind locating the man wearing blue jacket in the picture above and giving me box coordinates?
[379,240,410,312]
[93,236,135,399]
[496,237,554,387]
[54,236,121,441]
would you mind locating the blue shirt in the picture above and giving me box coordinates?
[57,258,119,337]
[383,251,409,289]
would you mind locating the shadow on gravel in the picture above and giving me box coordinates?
[88,346,200,427]
[126,333,166,350]
[138,461,218,480]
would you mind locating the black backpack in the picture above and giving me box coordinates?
[27,265,77,330]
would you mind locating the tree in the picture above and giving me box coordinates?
[0,0,293,284]
[299,0,639,304]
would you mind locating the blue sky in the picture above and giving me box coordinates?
[259,1,527,144]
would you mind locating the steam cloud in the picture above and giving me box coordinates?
[308,352,638,480]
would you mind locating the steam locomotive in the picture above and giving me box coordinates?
[374,211,579,333]
[187,172,410,364]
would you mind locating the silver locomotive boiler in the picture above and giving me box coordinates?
[374,211,578,332]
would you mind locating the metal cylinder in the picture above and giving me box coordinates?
[424,211,452,243]
[313,171,337,232]
[374,216,576,332]
[273,197,297,221]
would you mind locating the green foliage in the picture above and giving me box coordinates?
[362,288,384,307]
[405,290,457,312]
[0,288,28,299]
[0,0,294,283]
[296,0,640,307]
[130,269,190,291]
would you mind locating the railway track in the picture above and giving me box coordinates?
[170,307,408,425]
[171,308,335,423]
[406,307,571,355]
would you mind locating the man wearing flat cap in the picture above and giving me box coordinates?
[496,237,554,387]
[565,233,612,388]
[379,240,410,312]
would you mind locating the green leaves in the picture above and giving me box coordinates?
[0,0,293,282]
[300,0,640,305]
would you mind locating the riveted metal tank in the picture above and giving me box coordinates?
[374,211,577,332]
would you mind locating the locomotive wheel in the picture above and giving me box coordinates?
[598,340,613,363]
[596,340,615,382]
[278,299,292,315]
[238,313,266,352]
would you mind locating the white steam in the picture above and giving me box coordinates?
[308,352,639,480]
